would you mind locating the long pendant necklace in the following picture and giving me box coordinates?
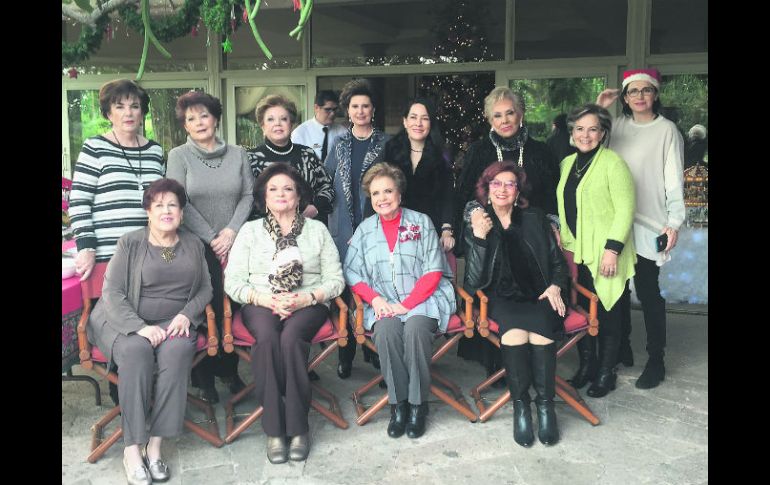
[149,230,177,263]
[112,130,143,191]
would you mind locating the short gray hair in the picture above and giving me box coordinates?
[483,87,526,122]
[361,163,407,196]
[566,103,613,145]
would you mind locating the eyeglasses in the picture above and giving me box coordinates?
[626,87,656,98]
[321,106,338,113]
[489,180,518,190]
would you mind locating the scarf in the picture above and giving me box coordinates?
[263,211,305,293]
[489,126,529,166]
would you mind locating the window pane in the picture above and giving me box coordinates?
[65,87,202,177]
[225,6,302,70]
[62,21,207,74]
[509,77,607,141]
[311,0,505,67]
[651,0,708,54]
[514,0,626,59]
[659,74,708,155]
[234,86,306,149]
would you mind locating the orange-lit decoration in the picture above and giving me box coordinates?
[684,164,707,227]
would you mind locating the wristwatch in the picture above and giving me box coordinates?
[309,292,318,306]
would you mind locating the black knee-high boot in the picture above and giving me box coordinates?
[531,343,559,445]
[500,344,534,447]
[587,335,619,398]
[568,336,597,389]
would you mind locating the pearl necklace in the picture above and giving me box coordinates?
[352,126,373,141]
[264,141,293,156]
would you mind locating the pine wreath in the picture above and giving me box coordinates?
[119,0,203,42]
[61,14,110,68]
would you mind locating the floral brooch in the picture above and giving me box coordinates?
[398,224,421,243]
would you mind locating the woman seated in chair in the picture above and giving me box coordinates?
[344,163,456,440]
[87,178,213,485]
[462,162,568,447]
[223,163,344,464]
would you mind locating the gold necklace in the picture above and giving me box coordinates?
[149,231,178,263]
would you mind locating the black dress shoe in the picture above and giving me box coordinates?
[387,401,409,438]
[337,361,352,379]
[406,403,429,438]
[198,385,220,404]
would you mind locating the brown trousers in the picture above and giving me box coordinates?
[240,304,328,437]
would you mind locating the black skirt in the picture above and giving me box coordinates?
[487,295,564,342]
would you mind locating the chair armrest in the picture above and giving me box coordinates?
[454,283,475,337]
[204,303,218,356]
[332,296,348,347]
[222,294,234,353]
[351,292,366,344]
[475,289,489,328]
[571,279,599,336]
[77,298,94,369]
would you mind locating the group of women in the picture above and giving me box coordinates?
[69,69,684,480]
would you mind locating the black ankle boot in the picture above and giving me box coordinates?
[635,356,665,389]
[500,344,534,447]
[587,336,620,398]
[568,336,597,389]
[406,403,429,438]
[531,343,559,446]
[387,400,409,438]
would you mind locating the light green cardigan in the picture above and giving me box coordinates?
[224,217,345,306]
[557,146,636,310]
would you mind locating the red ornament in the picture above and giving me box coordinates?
[242,8,249,22]
[67,68,78,79]
[230,18,237,32]
[293,0,302,12]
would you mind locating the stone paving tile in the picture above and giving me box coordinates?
[63,310,707,484]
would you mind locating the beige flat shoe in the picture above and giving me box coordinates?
[123,455,152,485]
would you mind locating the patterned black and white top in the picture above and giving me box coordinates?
[247,140,335,222]
[69,135,165,262]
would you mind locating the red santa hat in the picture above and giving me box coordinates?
[621,69,661,90]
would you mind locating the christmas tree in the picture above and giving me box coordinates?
[418,0,495,171]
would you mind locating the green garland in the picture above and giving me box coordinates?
[119,0,202,43]
[61,14,109,68]
[201,0,243,37]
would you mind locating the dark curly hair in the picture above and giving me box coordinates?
[339,78,377,114]
[475,161,530,208]
[253,163,313,214]
[99,79,150,118]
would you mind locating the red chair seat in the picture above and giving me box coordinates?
[486,308,587,335]
[230,310,338,347]
[90,333,210,363]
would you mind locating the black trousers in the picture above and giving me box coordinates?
[576,263,624,340]
[191,244,239,389]
[620,255,667,359]
[241,304,328,437]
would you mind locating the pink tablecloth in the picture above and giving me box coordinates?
[62,276,82,315]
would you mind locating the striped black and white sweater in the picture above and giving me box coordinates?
[69,135,165,262]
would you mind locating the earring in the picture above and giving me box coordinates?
[487,197,492,206]
[371,113,375,124]
[514,194,520,207]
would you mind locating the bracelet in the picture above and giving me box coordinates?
[607,249,619,255]
[81,248,96,252]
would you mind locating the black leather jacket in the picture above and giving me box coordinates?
[462,206,569,296]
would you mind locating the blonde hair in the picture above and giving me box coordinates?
[483,86,526,122]
[255,94,298,126]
